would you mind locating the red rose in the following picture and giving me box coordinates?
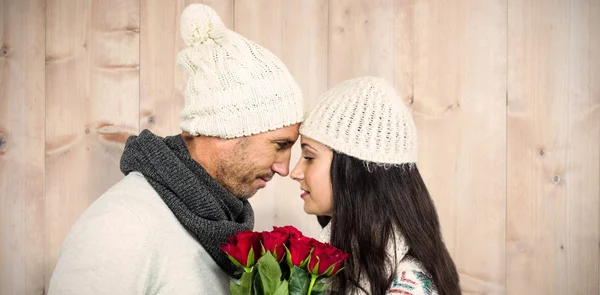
[287,236,316,268]
[307,241,348,277]
[273,225,303,240]
[220,230,262,268]
[261,230,288,262]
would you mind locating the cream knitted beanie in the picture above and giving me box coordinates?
[300,76,418,164]
[176,4,303,138]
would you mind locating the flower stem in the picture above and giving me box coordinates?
[307,275,317,294]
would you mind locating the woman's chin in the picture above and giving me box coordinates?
[303,204,316,215]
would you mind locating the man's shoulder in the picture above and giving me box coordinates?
[50,172,233,295]
[103,171,157,203]
[61,172,171,248]
[87,172,169,222]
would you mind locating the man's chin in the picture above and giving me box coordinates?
[234,189,259,200]
[219,181,256,199]
[235,183,264,199]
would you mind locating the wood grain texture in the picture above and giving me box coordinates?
[45,0,139,288]
[233,0,326,238]
[0,0,598,292]
[595,2,600,294]
[328,0,413,102]
[140,0,233,136]
[413,1,507,294]
[274,0,328,239]
[507,0,600,293]
[0,0,46,294]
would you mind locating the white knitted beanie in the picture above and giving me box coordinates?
[176,4,303,138]
[300,76,418,164]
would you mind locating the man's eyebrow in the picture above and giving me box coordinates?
[273,137,297,144]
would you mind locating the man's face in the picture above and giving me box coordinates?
[215,124,300,198]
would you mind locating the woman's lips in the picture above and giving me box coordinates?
[300,190,310,198]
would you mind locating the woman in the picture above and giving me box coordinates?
[290,76,461,295]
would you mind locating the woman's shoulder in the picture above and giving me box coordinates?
[388,255,438,295]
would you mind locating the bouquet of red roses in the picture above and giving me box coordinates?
[220,226,348,295]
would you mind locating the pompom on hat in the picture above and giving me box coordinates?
[176,4,303,138]
[300,76,418,165]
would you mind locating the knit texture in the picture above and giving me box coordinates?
[120,129,254,276]
[47,172,233,294]
[177,4,303,138]
[319,223,437,295]
[300,76,417,164]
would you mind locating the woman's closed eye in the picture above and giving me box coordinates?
[303,155,314,162]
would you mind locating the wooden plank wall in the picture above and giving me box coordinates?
[45,0,140,290]
[413,1,508,293]
[0,1,45,294]
[507,0,600,293]
[0,0,598,294]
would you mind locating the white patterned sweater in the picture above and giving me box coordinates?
[318,224,438,295]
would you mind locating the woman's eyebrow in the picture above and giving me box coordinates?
[301,143,318,153]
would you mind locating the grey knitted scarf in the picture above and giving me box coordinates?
[120,129,254,276]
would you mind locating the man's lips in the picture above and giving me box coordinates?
[259,175,273,182]
[300,190,310,198]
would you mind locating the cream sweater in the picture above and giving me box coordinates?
[48,172,232,295]
[319,224,438,295]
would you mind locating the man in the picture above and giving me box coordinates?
[48,4,303,294]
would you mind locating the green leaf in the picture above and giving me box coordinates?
[273,280,289,295]
[309,258,320,276]
[310,281,330,295]
[280,259,291,281]
[331,266,344,277]
[288,266,310,295]
[240,270,255,295]
[312,281,330,292]
[247,247,255,267]
[226,254,246,269]
[229,267,255,295]
[253,271,265,295]
[322,263,338,277]
[299,255,310,269]
[229,280,242,295]
[285,245,294,270]
[301,248,315,269]
[257,253,282,294]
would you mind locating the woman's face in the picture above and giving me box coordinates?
[290,136,334,216]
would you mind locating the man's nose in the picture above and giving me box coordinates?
[272,154,291,176]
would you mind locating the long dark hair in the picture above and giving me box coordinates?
[318,151,461,295]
